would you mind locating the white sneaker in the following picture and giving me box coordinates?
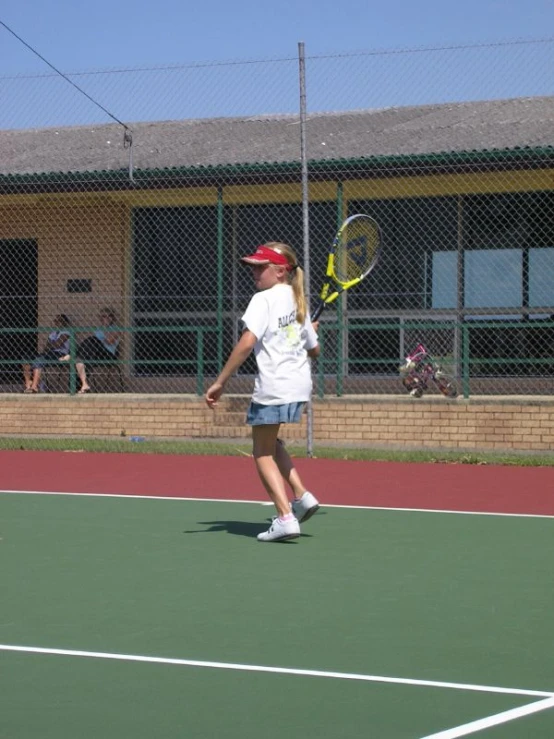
[257,516,300,542]
[291,492,320,523]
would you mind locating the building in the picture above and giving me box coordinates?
[1,96,554,394]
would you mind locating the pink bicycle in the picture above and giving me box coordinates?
[399,343,458,398]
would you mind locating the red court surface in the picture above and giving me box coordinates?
[1,449,554,516]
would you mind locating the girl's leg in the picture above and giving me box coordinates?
[22,364,32,389]
[274,437,306,500]
[251,424,291,518]
[31,367,43,391]
[23,359,44,392]
[275,437,320,523]
[75,361,90,392]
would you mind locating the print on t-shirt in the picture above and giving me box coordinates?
[276,313,303,355]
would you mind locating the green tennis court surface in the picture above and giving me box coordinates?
[2,493,553,738]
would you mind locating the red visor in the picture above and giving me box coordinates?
[241,245,292,270]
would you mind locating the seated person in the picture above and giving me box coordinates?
[60,307,121,394]
[23,314,72,393]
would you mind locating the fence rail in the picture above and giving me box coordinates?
[3,320,554,398]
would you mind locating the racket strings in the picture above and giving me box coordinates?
[334,222,379,284]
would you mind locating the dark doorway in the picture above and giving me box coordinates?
[0,239,38,384]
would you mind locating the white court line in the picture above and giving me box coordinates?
[420,695,554,738]
[295,503,554,520]
[1,644,552,699]
[0,489,260,505]
[4,645,553,737]
[1,489,554,518]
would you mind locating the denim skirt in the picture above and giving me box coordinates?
[246,401,305,426]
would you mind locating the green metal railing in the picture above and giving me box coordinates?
[3,319,554,397]
[2,324,221,396]
[316,319,554,399]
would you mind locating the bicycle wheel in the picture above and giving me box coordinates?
[435,373,458,398]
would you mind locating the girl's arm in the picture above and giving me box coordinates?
[307,320,320,359]
[205,330,257,408]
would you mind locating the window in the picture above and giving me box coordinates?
[349,195,458,312]
[133,205,222,315]
[431,251,457,309]
[529,247,554,307]
[131,200,338,376]
[464,249,522,309]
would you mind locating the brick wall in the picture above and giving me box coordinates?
[313,396,554,451]
[2,394,554,452]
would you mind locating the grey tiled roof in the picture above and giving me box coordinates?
[1,96,554,177]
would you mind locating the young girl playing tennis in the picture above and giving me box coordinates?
[205,242,320,542]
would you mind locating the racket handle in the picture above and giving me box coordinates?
[311,302,324,321]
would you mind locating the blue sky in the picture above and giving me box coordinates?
[2,0,553,72]
[1,0,554,128]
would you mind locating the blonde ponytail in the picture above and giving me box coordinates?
[291,266,307,324]
[263,242,307,323]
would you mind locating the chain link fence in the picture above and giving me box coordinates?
[1,39,554,399]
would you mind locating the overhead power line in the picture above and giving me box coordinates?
[0,19,134,180]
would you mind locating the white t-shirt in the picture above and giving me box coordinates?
[241,283,319,405]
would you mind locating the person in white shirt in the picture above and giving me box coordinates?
[205,242,321,542]
[23,313,72,393]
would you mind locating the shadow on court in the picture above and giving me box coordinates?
[183,520,312,540]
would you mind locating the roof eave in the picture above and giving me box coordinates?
[1,145,553,195]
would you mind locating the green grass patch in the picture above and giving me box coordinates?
[0,435,553,466]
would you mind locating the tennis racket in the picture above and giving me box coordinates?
[311,214,382,321]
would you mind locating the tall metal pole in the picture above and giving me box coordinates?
[217,186,224,372]
[298,41,314,457]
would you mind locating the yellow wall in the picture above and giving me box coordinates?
[0,198,128,335]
